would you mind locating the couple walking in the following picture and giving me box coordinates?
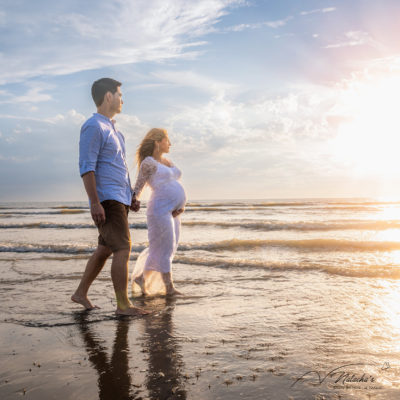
[71,78,186,316]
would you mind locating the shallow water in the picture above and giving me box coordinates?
[2,199,400,399]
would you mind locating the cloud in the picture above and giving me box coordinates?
[300,7,336,16]
[0,107,153,200]
[325,31,378,49]
[0,109,86,125]
[152,70,236,96]
[226,16,292,32]
[0,0,243,84]
[0,109,85,145]
[44,109,86,125]
[114,113,150,165]
[0,84,53,104]
[165,84,340,165]
[157,85,350,198]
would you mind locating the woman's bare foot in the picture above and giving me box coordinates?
[71,293,100,310]
[116,306,150,316]
[133,275,145,293]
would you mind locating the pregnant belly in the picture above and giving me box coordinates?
[148,181,186,215]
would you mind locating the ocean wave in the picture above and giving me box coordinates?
[51,205,89,209]
[0,244,146,254]
[0,210,87,215]
[174,255,400,279]
[186,201,318,207]
[183,219,400,231]
[186,200,398,208]
[0,222,147,229]
[3,238,400,254]
[179,238,400,252]
[3,219,398,232]
[185,205,380,212]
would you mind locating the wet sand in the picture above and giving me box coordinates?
[2,257,400,399]
[0,299,311,400]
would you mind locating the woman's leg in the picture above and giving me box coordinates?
[163,215,182,295]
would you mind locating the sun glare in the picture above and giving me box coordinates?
[333,74,400,175]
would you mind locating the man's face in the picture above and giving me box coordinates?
[109,86,123,114]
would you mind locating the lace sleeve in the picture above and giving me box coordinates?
[132,157,157,198]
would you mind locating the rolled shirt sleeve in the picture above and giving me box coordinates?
[79,122,103,177]
[78,113,133,206]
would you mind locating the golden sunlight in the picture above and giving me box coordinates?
[333,74,400,176]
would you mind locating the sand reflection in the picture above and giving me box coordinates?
[73,312,135,399]
[73,297,186,400]
[141,297,186,399]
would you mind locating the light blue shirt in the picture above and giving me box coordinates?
[79,113,132,206]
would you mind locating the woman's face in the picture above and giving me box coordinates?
[158,136,171,154]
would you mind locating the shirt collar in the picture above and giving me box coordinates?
[93,113,115,124]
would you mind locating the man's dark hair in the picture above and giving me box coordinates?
[91,78,122,107]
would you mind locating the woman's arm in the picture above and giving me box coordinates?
[130,157,157,211]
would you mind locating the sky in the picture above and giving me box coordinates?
[1,0,400,201]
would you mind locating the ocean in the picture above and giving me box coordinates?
[3,199,400,280]
[1,199,400,399]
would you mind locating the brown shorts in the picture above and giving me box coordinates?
[98,200,131,252]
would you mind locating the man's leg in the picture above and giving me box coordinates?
[71,244,112,309]
[112,248,148,315]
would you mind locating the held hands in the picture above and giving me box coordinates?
[130,197,141,212]
[91,202,106,226]
[172,208,184,218]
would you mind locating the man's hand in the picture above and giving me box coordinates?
[172,208,184,218]
[91,202,106,226]
[130,197,141,212]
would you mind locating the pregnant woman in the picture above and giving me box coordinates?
[131,128,186,296]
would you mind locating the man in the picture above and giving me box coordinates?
[71,78,147,316]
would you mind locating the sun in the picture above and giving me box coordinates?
[332,74,400,176]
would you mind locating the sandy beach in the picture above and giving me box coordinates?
[2,260,400,400]
[2,200,400,399]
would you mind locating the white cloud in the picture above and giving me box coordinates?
[165,84,340,164]
[0,109,86,125]
[300,7,336,16]
[44,109,86,125]
[158,86,349,199]
[226,16,292,32]
[264,16,292,28]
[325,31,378,49]
[152,70,236,96]
[0,0,243,84]
[0,86,52,104]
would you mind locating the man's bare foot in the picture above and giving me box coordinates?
[71,294,100,310]
[116,306,150,316]
[166,287,183,296]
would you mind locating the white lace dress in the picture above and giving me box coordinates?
[131,156,186,295]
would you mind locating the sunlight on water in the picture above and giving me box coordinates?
[377,205,400,221]
[372,281,400,353]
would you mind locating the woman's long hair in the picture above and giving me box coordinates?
[136,128,167,168]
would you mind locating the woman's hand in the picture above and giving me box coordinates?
[130,197,141,212]
[172,208,184,218]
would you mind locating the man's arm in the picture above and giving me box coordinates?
[82,171,105,225]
